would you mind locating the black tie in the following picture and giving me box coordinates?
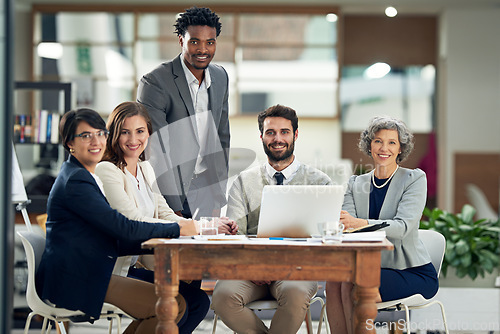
[274,172,284,185]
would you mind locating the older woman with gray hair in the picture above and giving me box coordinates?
[325,116,438,334]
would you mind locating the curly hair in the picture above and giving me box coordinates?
[102,102,153,171]
[174,6,222,37]
[358,116,414,163]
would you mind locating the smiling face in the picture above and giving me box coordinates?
[118,115,149,166]
[261,116,298,165]
[68,121,106,173]
[370,129,401,170]
[179,25,217,75]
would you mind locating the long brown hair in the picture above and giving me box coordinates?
[102,102,153,171]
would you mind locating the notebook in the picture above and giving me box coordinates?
[257,185,345,238]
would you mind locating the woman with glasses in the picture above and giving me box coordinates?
[36,108,198,333]
[95,101,237,333]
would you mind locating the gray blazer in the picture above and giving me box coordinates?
[137,55,230,212]
[343,167,431,270]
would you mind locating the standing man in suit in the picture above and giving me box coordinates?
[137,6,230,218]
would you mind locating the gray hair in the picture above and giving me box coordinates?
[358,116,414,163]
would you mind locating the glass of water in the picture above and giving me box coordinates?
[199,217,220,236]
[317,221,344,244]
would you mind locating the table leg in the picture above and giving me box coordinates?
[353,285,378,334]
[353,251,381,334]
[154,247,180,334]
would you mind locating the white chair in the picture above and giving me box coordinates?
[212,293,330,334]
[465,183,498,221]
[17,230,132,334]
[375,229,449,334]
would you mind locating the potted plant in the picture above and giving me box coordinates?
[420,204,500,283]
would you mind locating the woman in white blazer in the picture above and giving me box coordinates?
[326,116,439,334]
[95,102,236,333]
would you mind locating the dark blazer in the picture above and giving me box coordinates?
[36,155,180,320]
[137,54,230,212]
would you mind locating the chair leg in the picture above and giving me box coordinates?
[44,319,52,334]
[403,304,411,334]
[108,317,113,334]
[436,300,450,334]
[320,302,330,334]
[212,313,218,334]
[310,296,330,334]
[116,315,122,334]
[23,312,36,334]
[305,308,313,334]
[56,321,68,334]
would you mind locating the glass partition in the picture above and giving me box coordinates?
[340,64,436,132]
[33,8,339,117]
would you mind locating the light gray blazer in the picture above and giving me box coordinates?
[137,55,230,212]
[343,167,431,270]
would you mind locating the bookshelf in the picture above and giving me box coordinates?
[13,82,71,144]
[13,81,72,215]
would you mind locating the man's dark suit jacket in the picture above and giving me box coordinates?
[36,155,180,320]
[137,54,230,212]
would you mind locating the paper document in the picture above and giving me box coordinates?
[342,231,386,242]
[192,235,248,241]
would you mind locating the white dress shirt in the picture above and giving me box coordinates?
[181,59,211,175]
[264,157,301,185]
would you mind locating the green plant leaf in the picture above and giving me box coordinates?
[460,252,472,267]
[456,266,467,278]
[458,225,474,232]
[467,266,478,280]
[421,205,500,281]
[454,239,469,255]
[460,204,476,223]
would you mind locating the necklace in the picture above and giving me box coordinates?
[372,165,399,189]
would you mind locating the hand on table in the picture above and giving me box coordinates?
[340,210,368,230]
[178,219,199,236]
[217,217,239,235]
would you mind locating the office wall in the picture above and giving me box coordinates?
[12,3,500,213]
[439,8,500,211]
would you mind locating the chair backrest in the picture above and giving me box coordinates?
[418,229,446,277]
[16,230,49,311]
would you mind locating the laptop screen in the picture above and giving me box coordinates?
[257,185,345,238]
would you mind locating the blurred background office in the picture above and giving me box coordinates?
[3,0,500,332]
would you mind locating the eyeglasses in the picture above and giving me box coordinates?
[74,130,109,142]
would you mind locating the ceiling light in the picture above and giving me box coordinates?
[326,13,338,23]
[364,62,391,79]
[385,6,398,17]
[37,42,63,59]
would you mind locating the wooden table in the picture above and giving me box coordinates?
[142,237,393,334]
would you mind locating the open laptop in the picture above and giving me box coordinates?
[257,185,345,238]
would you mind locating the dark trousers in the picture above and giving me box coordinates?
[128,267,210,334]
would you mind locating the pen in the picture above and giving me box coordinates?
[191,208,200,221]
[269,237,307,241]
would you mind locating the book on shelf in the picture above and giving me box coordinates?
[13,114,33,143]
[38,110,48,144]
[13,110,60,144]
[50,113,60,144]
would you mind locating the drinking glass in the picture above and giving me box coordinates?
[199,217,220,236]
[317,221,344,244]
